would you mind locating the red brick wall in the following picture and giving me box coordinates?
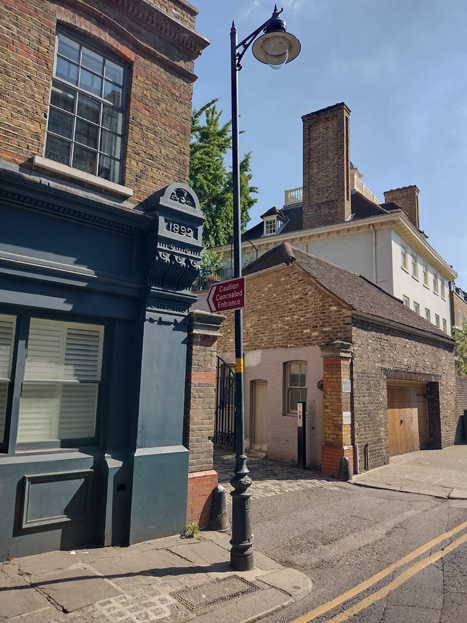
[384,186,420,229]
[186,470,218,529]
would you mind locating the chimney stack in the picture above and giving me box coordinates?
[383,186,420,229]
[302,103,351,229]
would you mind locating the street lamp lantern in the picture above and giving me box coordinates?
[252,7,301,69]
[229,6,301,572]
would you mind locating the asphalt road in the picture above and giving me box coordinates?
[249,479,467,623]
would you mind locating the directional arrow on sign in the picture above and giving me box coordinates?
[207,277,245,313]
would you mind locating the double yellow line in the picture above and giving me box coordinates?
[290,519,467,623]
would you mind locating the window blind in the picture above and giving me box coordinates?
[0,314,16,438]
[18,318,103,442]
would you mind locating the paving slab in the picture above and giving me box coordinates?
[191,587,293,623]
[32,567,122,612]
[0,582,51,619]
[168,540,231,567]
[259,568,312,601]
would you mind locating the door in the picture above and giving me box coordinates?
[252,380,267,451]
[387,383,429,456]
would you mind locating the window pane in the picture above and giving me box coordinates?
[102,105,123,133]
[17,384,60,442]
[81,47,103,74]
[77,93,100,124]
[55,57,78,85]
[0,383,7,439]
[98,155,120,183]
[51,82,76,113]
[79,68,102,96]
[105,60,123,85]
[25,320,63,381]
[103,80,122,106]
[100,130,121,158]
[0,314,16,379]
[64,326,103,381]
[75,118,99,149]
[73,144,97,174]
[48,108,74,139]
[59,385,98,438]
[45,135,71,166]
[57,33,80,62]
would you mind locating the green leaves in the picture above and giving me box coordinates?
[453,321,467,376]
[189,99,257,248]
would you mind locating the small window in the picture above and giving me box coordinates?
[403,295,410,307]
[435,314,440,328]
[286,362,307,414]
[433,272,439,294]
[425,308,431,322]
[423,263,429,287]
[264,218,277,236]
[413,301,420,315]
[45,30,127,184]
[411,253,418,278]
[401,244,408,270]
[441,279,446,299]
[442,318,447,333]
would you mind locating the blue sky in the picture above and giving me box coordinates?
[191,1,467,290]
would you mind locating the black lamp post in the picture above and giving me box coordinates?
[229,5,301,572]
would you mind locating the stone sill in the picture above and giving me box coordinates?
[33,156,133,198]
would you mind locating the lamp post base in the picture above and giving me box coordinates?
[230,454,254,571]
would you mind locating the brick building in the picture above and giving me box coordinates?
[217,243,458,476]
[0,0,218,560]
[204,103,457,337]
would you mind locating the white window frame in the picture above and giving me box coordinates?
[413,301,420,315]
[401,243,408,271]
[433,272,439,295]
[442,318,447,333]
[44,28,128,185]
[435,314,440,328]
[423,263,429,287]
[403,295,410,307]
[286,361,307,415]
[425,308,431,322]
[264,218,277,236]
[411,252,418,279]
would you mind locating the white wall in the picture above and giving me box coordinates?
[221,346,324,469]
[391,231,451,334]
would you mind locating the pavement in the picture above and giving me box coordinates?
[352,445,467,499]
[1,444,466,623]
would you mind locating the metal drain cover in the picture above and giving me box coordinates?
[173,575,260,612]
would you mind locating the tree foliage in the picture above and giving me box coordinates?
[189,99,257,249]
[453,321,467,376]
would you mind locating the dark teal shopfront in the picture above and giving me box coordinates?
[0,168,203,560]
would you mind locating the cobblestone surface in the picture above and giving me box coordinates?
[214,448,339,501]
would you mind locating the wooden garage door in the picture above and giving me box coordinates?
[387,384,429,456]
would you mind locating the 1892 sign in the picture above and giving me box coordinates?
[164,218,196,239]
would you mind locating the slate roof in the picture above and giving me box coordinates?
[240,191,395,242]
[243,242,452,342]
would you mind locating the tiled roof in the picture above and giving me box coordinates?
[243,243,452,341]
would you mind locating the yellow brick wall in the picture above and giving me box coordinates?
[217,264,353,353]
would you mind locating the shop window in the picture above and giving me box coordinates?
[286,361,307,414]
[0,314,104,451]
[45,29,128,184]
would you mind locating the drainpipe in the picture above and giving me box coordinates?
[370,224,377,283]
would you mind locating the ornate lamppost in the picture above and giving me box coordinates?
[229,5,301,571]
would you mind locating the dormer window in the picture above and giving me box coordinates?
[264,218,277,236]
[260,206,287,237]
